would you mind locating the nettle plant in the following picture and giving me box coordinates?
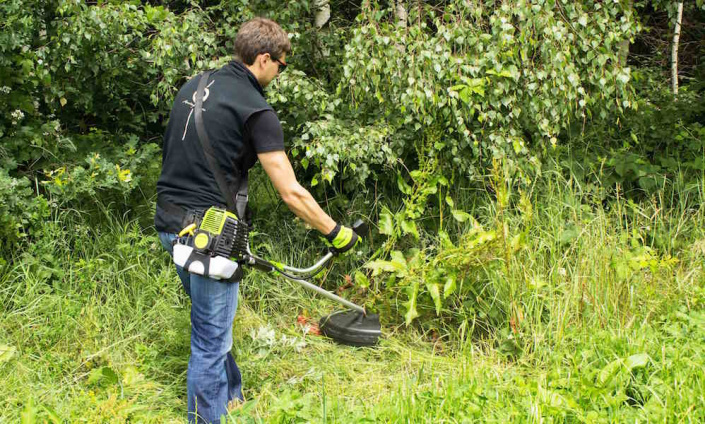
[292,0,638,188]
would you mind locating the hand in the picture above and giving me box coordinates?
[324,224,359,255]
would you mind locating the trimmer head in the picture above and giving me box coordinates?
[319,310,381,347]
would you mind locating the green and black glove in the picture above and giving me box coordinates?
[324,224,359,255]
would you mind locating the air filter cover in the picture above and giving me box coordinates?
[319,310,381,347]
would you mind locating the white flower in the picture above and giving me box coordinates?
[0,86,11,94]
[10,109,24,125]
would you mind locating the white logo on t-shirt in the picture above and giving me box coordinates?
[181,79,215,141]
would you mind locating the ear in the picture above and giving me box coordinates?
[258,53,270,69]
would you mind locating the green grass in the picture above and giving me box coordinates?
[1,173,704,423]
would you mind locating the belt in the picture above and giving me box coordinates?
[157,197,205,230]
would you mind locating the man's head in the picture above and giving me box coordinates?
[234,18,291,88]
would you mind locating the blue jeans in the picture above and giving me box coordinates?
[159,232,244,424]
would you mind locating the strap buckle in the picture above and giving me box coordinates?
[235,193,249,221]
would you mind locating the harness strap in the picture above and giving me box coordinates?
[194,71,249,220]
[235,172,248,222]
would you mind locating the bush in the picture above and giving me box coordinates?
[0,170,49,255]
[289,1,638,190]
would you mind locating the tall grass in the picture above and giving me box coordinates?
[407,165,705,355]
[0,170,703,422]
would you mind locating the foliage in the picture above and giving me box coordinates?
[1,0,704,421]
[0,0,337,249]
[366,221,502,327]
[0,170,49,253]
[41,135,161,206]
[562,68,705,197]
[292,0,638,189]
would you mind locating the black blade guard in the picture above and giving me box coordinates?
[319,310,381,347]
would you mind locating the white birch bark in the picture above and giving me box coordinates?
[314,0,330,28]
[396,1,408,28]
[672,2,683,96]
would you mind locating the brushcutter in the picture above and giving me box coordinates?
[172,208,381,347]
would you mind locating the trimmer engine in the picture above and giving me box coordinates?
[172,207,250,281]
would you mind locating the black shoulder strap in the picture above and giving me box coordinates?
[194,71,249,219]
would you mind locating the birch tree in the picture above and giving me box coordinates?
[672,2,684,95]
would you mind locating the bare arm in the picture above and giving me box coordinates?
[258,151,337,235]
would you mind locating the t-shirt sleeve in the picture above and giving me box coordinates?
[245,110,285,153]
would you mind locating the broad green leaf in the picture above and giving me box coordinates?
[451,209,473,223]
[390,250,408,271]
[354,271,369,289]
[445,195,454,208]
[540,387,568,408]
[438,230,455,249]
[101,366,119,385]
[426,283,442,315]
[443,275,457,299]
[597,359,622,387]
[404,281,420,325]
[509,232,525,252]
[379,207,394,235]
[466,401,481,414]
[397,173,412,195]
[364,260,402,276]
[467,78,485,96]
[400,218,418,239]
[459,87,470,104]
[625,353,649,371]
[88,366,119,386]
[365,251,407,277]
[0,344,16,363]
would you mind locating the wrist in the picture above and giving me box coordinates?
[324,223,341,242]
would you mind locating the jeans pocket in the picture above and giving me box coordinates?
[158,232,176,256]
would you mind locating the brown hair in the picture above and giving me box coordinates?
[234,18,291,65]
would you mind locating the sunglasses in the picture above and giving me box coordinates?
[273,57,287,73]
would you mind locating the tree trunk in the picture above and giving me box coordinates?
[314,0,330,28]
[395,1,408,28]
[672,2,683,96]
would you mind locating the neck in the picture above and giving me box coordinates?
[244,63,265,87]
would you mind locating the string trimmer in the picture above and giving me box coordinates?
[172,208,381,347]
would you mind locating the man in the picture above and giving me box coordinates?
[154,18,359,424]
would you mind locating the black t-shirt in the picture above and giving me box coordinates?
[245,110,285,154]
[155,61,284,233]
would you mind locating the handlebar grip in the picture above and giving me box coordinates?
[352,219,368,238]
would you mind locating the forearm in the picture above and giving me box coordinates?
[281,183,337,234]
[258,151,337,235]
